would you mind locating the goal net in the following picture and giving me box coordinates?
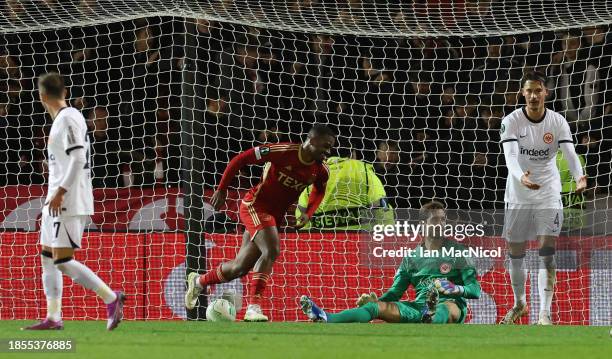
[0,0,610,325]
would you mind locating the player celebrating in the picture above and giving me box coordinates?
[24,73,125,331]
[300,201,481,324]
[185,125,335,321]
[500,71,586,325]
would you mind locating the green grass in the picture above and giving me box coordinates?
[0,321,610,359]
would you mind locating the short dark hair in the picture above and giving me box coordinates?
[308,124,336,138]
[521,71,547,88]
[419,200,445,222]
[38,72,65,99]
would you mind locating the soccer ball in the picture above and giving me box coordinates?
[206,299,236,322]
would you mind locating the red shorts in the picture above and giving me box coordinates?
[239,201,281,240]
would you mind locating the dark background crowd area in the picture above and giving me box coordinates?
[0,14,611,209]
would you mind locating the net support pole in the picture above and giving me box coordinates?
[181,17,208,320]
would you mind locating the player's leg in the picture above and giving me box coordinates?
[197,231,260,286]
[51,216,125,330]
[329,301,402,323]
[299,295,402,323]
[23,213,64,330]
[250,226,280,299]
[535,204,562,325]
[186,231,261,309]
[430,301,464,324]
[41,245,63,322]
[500,203,532,324]
[244,226,280,322]
[535,236,556,324]
[222,231,263,279]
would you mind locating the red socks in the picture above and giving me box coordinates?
[198,265,226,288]
[249,272,270,305]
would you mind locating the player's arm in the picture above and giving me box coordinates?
[435,266,481,299]
[500,117,540,190]
[377,262,412,302]
[435,254,481,298]
[211,144,287,210]
[295,187,310,219]
[47,118,88,216]
[295,163,329,229]
[304,163,329,217]
[558,121,587,193]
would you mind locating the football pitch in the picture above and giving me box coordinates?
[0,321,610,359]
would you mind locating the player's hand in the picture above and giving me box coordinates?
[520,171,541,190]
[356,292,378,307]
[46,188,66,217]
[293,212,310,230]
[575,175,587,194]
[434,279,464,296]
[210,189,227,211]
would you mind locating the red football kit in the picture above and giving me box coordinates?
[218,143,329,238]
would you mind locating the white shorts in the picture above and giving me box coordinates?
[39,212,88,249]
[503,199,563,243]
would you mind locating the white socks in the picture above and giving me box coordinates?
[509,252,556,314]
[55,259,117,304]
[538,255,556,313]
[509,256,527,308]
[41,254,62,321]
[194,274,203,289]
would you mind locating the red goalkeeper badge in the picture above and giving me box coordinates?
[440,263,451,274]
[543,132,553,144]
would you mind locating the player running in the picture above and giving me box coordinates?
[300,201,481,324]
[24,73,125,331]
[499,71,586,325]
[185,125,335,321]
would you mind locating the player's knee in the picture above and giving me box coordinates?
[539,246,556,269]
[508,243,526,257]
[362,301,380,318]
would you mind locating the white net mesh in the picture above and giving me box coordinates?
[0,1,610,324]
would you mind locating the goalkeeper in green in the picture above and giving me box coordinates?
[300,201,481,324]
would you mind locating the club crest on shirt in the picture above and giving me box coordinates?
[260,147,270,156]
[543,132,553,144]
[439,262,451,274]
[500,124,506,134]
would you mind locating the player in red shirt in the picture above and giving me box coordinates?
[185,124,335,321]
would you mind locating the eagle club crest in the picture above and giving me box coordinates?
[543,132,554,144]
[439,262,451,274]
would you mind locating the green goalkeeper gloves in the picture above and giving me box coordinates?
[356,292,378,307]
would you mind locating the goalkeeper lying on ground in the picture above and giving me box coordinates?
[300,200,481,324]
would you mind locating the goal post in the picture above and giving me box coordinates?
[0,1,610,324]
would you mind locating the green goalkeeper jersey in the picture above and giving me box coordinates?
[378,238,481,308]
